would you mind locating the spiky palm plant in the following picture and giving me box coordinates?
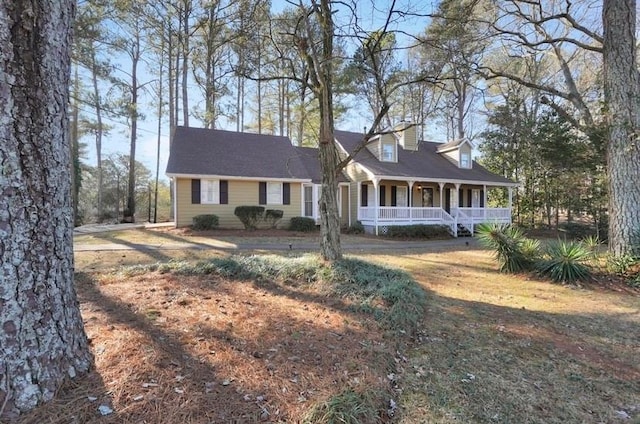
[537,240,591,283]
[476,223,536,273]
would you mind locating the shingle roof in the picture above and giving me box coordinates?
[295,146,348,183]
[166,126,311,180]
[335,130,515,185]
[166,126,514,186]
[436,138,472,152]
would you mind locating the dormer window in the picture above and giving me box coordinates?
[460,152,470,168]
[382,141,395,162]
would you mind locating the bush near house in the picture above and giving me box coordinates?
[264,209,284,229]
[289,217,317,232]
[234,206,265,230]
[385,224,451,239]
[344,221,364,234]
[192,214,219,230]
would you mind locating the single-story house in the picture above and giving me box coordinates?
[166,123,517,236]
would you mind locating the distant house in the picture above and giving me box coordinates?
[166,124,517,236]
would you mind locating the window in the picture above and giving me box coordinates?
[460,152,471,168]
[201,180,219,204]
[192,179,227,204]
[367,184,375,206]
[260,181,290,205]
[267,182,282,204]
[304,185,313,217]
[396,186,408,207]
[382,142,395,161]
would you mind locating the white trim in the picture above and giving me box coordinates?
[166,173,310,183]
[436,139,475,153]
[345,160,518,188]
[352,166,519,188]
[172,178,178,228]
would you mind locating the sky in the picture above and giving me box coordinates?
[78,0,438,183]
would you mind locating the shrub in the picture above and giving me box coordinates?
[289,216,317,232]
[384,224,451,239]
[192,214,219,230]
[537,240,591,283]
[264,209,284,229]
[234,206,265,230]
[345,221,364,234]
[476,223,537,273]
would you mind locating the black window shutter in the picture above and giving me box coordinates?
[220,180,228,204]
[458,188,464,207]
[480,190,485,207]
[259,182,267,205]
[391,186,397,207]
[380,186,386,206]
[191,179,201,204]
[361,184,368,206]
[467,190,472,207]
[283,183,290,205]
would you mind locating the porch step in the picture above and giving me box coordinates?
[456,224,473,237]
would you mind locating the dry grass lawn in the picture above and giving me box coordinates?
[17,237,640,423]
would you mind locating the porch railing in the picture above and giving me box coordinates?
[358,206,511,236]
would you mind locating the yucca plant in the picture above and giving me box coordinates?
[476,223,537,273]
[581,235,602,262]
[537,240,591,283]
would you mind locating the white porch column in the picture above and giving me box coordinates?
[508,187,513,223]
[438,182,445,209]
[408,181,414,224]
[483,184,487,220]
[357,183,361,221]
[373,179,380,236]
[454,183,461,214]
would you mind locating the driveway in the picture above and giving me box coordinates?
[73,223,479,253]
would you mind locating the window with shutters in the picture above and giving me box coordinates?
[201,180,220,204]
[267,182,282,204]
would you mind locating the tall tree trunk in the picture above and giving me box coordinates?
[91,51,104,221]
[316,0,342,261]
[0,0,92,419]
[181,0,190,127]
[71,65,80,226]
[603,0,640,256]
[154,36,164,224]
[125,32,140,223]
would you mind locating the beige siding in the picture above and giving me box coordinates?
[175,178,303,228]
[443,149,458,165]
[365,139,378,158]
[396,124,417,151]
[345,162,370,223]
[340,186,349,226]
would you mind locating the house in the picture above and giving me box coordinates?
[166,124,517,236]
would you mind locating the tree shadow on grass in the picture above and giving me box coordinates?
[90,232,172,262]
[20,267,402,423]
[400,289,640,423]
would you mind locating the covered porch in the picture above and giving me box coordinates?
[357,179,514,236]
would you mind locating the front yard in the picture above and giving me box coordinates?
[19,230,639,423]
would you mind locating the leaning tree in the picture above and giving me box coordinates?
[0,0,93,419]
